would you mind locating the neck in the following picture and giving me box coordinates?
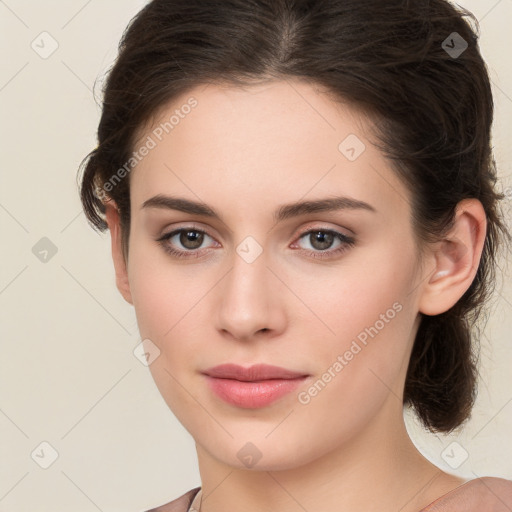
[194,395,463,512]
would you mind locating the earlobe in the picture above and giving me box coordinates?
[418,198,487,316]
[104,201,133,305]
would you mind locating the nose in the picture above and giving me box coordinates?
[214,248,287,342]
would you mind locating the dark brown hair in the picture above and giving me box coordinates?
[78,0,511,433]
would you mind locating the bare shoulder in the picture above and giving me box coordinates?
[420,476,512,511]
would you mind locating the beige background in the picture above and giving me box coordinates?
[0,1,511,511]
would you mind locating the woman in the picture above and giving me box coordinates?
[78,0,512,510]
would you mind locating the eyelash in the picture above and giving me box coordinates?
[155,225,356,261]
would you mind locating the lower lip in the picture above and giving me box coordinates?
[204,375,308,408]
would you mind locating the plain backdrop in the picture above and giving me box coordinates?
[0,1,511,511]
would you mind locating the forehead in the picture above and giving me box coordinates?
[129,80,411,223]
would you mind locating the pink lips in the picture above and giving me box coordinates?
[202,363,309,409]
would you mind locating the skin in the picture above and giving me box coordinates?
[104,79,486,512]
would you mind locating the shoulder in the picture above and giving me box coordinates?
[142,487,201,512]
[421,476,512,512]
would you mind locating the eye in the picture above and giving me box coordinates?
[156,227,217,258]
[155,226,355,260]
[292,228,355,260]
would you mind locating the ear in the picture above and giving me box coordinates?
[418,198,487,316]
[104,201,133,305]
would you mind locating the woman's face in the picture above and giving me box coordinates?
[124,79,429,470]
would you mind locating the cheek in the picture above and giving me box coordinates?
[127,248,209,416]
[127,239,203,340]
[290,243,413,343]
[291,243,416,393]
[294,280,413,441]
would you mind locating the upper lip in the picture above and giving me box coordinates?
[202,363,308,381]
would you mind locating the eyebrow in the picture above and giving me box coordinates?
[141,194,376,223]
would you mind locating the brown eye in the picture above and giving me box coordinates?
[156,228,216,258]
[307,231,335,251]
[179,230,204,249]
[292,228,356,261]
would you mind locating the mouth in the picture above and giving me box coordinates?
[202,363,310,408]
[202,363,309,381]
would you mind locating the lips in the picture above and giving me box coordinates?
[202,363,308,381]
[202,363,310,409]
